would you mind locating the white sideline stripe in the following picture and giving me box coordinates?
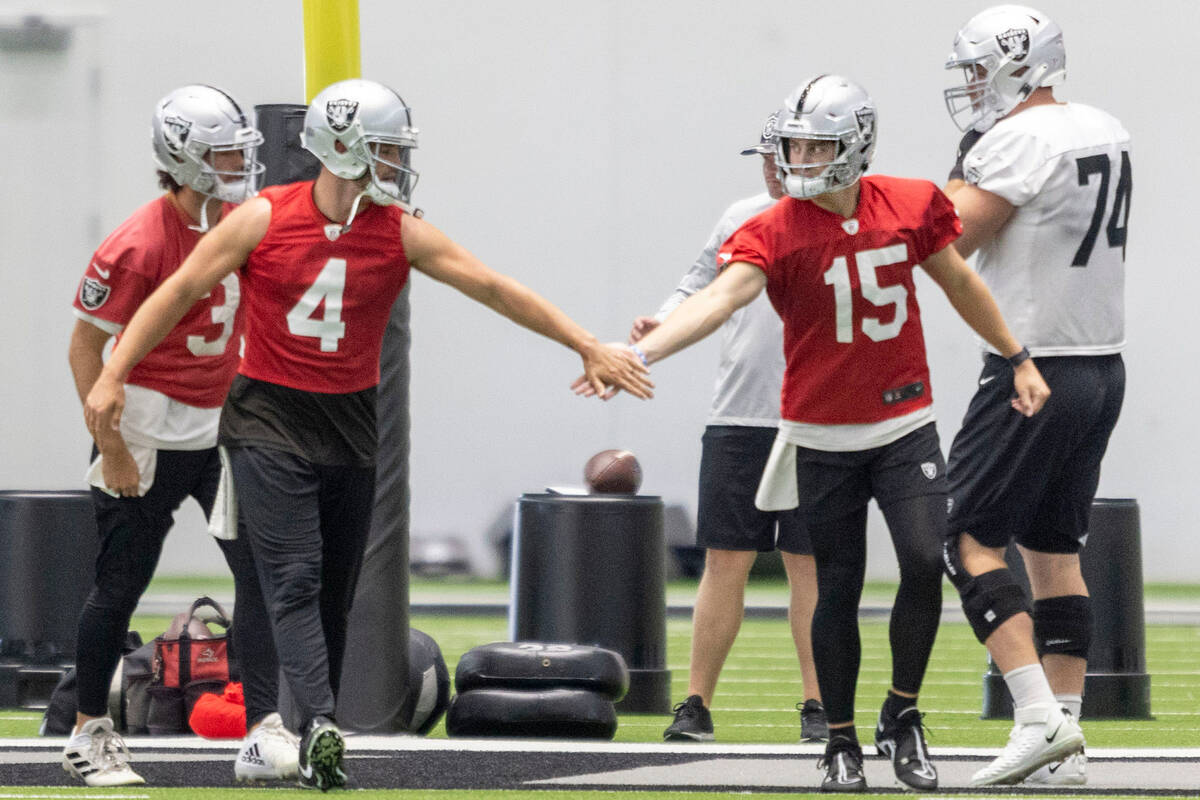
[5,737,1199,758]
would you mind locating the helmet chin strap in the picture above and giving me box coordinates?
[187,196,221,233]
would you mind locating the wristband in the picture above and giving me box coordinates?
[629,344,649,367]
[1007,346,1031,368]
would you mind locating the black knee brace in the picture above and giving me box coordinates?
[958,569,1031,644]
[1033,595,1093,659]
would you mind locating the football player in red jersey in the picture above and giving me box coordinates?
[593,75,1048,792]
[65,85,296,786]
[83,78,651,790]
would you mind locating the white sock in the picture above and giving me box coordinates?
[1003,663,1057,709]
[1056,693,1083,720]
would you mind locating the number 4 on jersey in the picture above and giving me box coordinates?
[287,257,346,352]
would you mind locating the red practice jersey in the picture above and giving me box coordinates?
[73,195,242,408]
[238,182,410,394]
[720,175,961,425]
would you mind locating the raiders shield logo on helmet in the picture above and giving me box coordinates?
[79,277,110,311]
[162,115,192,154]
[996,27,1031,61]
[325,99,359,132]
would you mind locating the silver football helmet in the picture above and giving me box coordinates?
[151,85,264,204]
[773,75,877,199]
[944,5,1066,132]
[301,78,419,211]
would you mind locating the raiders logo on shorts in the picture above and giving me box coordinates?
[79,277,110,311]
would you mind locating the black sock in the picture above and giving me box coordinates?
[882,690,917,721]
[827,726,860,750]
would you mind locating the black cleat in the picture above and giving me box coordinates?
[875,706,938,791]
[663,695,714,742]
[798,699,829,742]
[297,716,346,791]
[819,735,866,793]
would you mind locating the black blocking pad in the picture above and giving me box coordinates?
[454,642,629,701]
[445,687,618,739]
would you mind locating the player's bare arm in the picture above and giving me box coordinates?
[634,262,766,365]
[941,182,1015,259]
[920,245,1050,416]
[68,319,139,495]
[401,213,652,400]
[84,198,271,435]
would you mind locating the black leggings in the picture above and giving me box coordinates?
[809,494,945,726]
[76,447,278,728]
[228,446,374,731]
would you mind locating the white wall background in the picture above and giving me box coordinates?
[1,1,1196,580]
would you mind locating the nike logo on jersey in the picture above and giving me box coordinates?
[717,251,732,264]
[979,374,997,386]
[91,263,111,279]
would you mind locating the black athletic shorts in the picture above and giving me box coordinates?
[697,425,812,554]
[792,422,947,523]
[947,354,1125,553]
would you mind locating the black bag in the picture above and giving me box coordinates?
[40,631,143,736]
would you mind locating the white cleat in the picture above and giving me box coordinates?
[61,717,146,787]
[970,703,1085,786]
[235,712,301,781]
[1026,749,1087,785]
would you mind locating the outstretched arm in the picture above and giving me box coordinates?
[921,244,1049,416]
[402,213,652,399]
[84,198,270,436]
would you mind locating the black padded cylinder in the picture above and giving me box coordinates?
[253,104,320,188]
[509,494,670,713]
[981,498,1151,719]
[0,490,98,662]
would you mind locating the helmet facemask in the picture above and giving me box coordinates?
[773,75,877,201]
[354,138,419,208]
[776,134,859,200]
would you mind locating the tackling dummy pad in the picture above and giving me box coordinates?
[446,642,628,738]
[402,628,451,735]
[454,641,629,700]
[445,687,618,739]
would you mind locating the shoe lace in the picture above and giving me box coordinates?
[671,700,701,720]
[89,728,133,770]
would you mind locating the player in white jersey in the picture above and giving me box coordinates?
[634,114,827,745]
[939,5,1129,786]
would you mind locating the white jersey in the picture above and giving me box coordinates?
[963,102,1130,356]
[656,192,782,426]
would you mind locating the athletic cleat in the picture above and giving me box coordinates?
[1025,749,1087,785]
[798,699,829,742]
[61,717,146,787]
[663,695,714,742]
[236,712,301,781]
[298,715,346,791]
[874,705,938,790]
[819,735,866,792]
[970,703,1085,786]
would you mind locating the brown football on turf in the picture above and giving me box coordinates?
[583,449,643,494]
